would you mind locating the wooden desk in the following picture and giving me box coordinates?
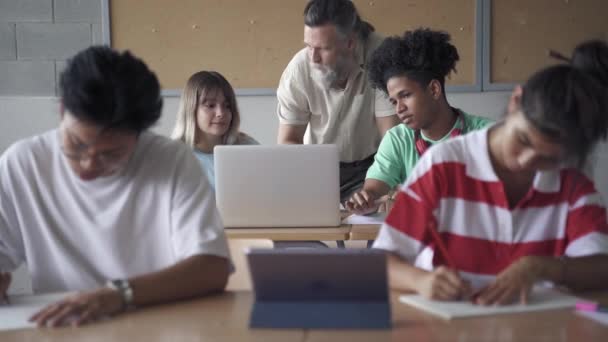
[308,293,608,342]
[349,224,381,241]
[2,291,606,341]
[0,292,301,342]
[224,211,372,245]
[225,226,351,242]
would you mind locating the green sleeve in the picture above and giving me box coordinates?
[465,114,495,131]
[366,128,408,189]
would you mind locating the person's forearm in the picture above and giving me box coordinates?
[387,253,428,293]
[127,254,229,307]
[530,254,608,291]
[277,124,306,144]
[362,179,391,200]
[278,137,302,144]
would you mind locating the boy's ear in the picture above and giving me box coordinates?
[508,85,523,114]
[428,79,443,100]
[345,33,357,52]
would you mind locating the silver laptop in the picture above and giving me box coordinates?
[214,144,340,227]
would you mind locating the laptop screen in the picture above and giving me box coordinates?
[247,248,388,301]
[214,144,341,227]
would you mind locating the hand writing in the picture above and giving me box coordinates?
[418,266,472,301]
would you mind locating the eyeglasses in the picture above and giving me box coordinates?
[58,128,131,169]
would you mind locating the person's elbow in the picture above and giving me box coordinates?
[212,257,231,292]
[197,255,231,294]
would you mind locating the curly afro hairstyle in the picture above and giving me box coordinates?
[59,46,162,133]
[368,28,459,94]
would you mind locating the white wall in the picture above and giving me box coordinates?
[2,90,608,205]
[2,91,608,293]
[0,91,514,151]
[1,92,511,151]
[144,91,515,146]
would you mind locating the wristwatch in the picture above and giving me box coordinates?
[106,279,134,310]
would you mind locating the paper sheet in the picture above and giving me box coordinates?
[342,212,387,225]
[399,287,580,320]
[0,292,70,331]
[577,310,608,326]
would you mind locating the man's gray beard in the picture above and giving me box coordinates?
[310,65,339,89]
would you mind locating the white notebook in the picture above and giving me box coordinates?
[399,287,580,320]
[342,212,387,225]
[0,292,72,331]
[577,311,608,326]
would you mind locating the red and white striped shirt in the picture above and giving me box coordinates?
[373,128,608,282]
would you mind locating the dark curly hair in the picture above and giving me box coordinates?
[59,46,162,133]
[368,28,459,94]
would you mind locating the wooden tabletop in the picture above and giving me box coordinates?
[225,224,381,242]
[348,224,381,241]
[225,226,351,241]
[2,291,606,341]
[224,210,381,242]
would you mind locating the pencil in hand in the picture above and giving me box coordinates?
[426,219,456,269]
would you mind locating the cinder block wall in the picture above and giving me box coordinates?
[0,0,103,96]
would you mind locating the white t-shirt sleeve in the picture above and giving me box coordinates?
[374,88,395,118]
[372,149,442,263]
[170,148,230,261]
[276,53,311,126]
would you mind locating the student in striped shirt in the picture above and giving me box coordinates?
[345,28,492,215]
[373,40,608,305]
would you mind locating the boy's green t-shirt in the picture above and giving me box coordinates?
[366,110,494,188]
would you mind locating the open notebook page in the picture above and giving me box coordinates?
[0,292,73,331]
[399,286,580,320]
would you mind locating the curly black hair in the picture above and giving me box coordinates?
[59,46,162,133]
[368,28,459,94]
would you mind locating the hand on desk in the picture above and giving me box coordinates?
[0,272,10,304]
[473,256,540,306]
[29,287,124,327]
[418,266,472,301]
[345,190,383,216]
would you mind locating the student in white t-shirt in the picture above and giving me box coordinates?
[171,71,258,190]
[0,46,231,327]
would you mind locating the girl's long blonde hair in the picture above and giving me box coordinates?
[171,71,241,147]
